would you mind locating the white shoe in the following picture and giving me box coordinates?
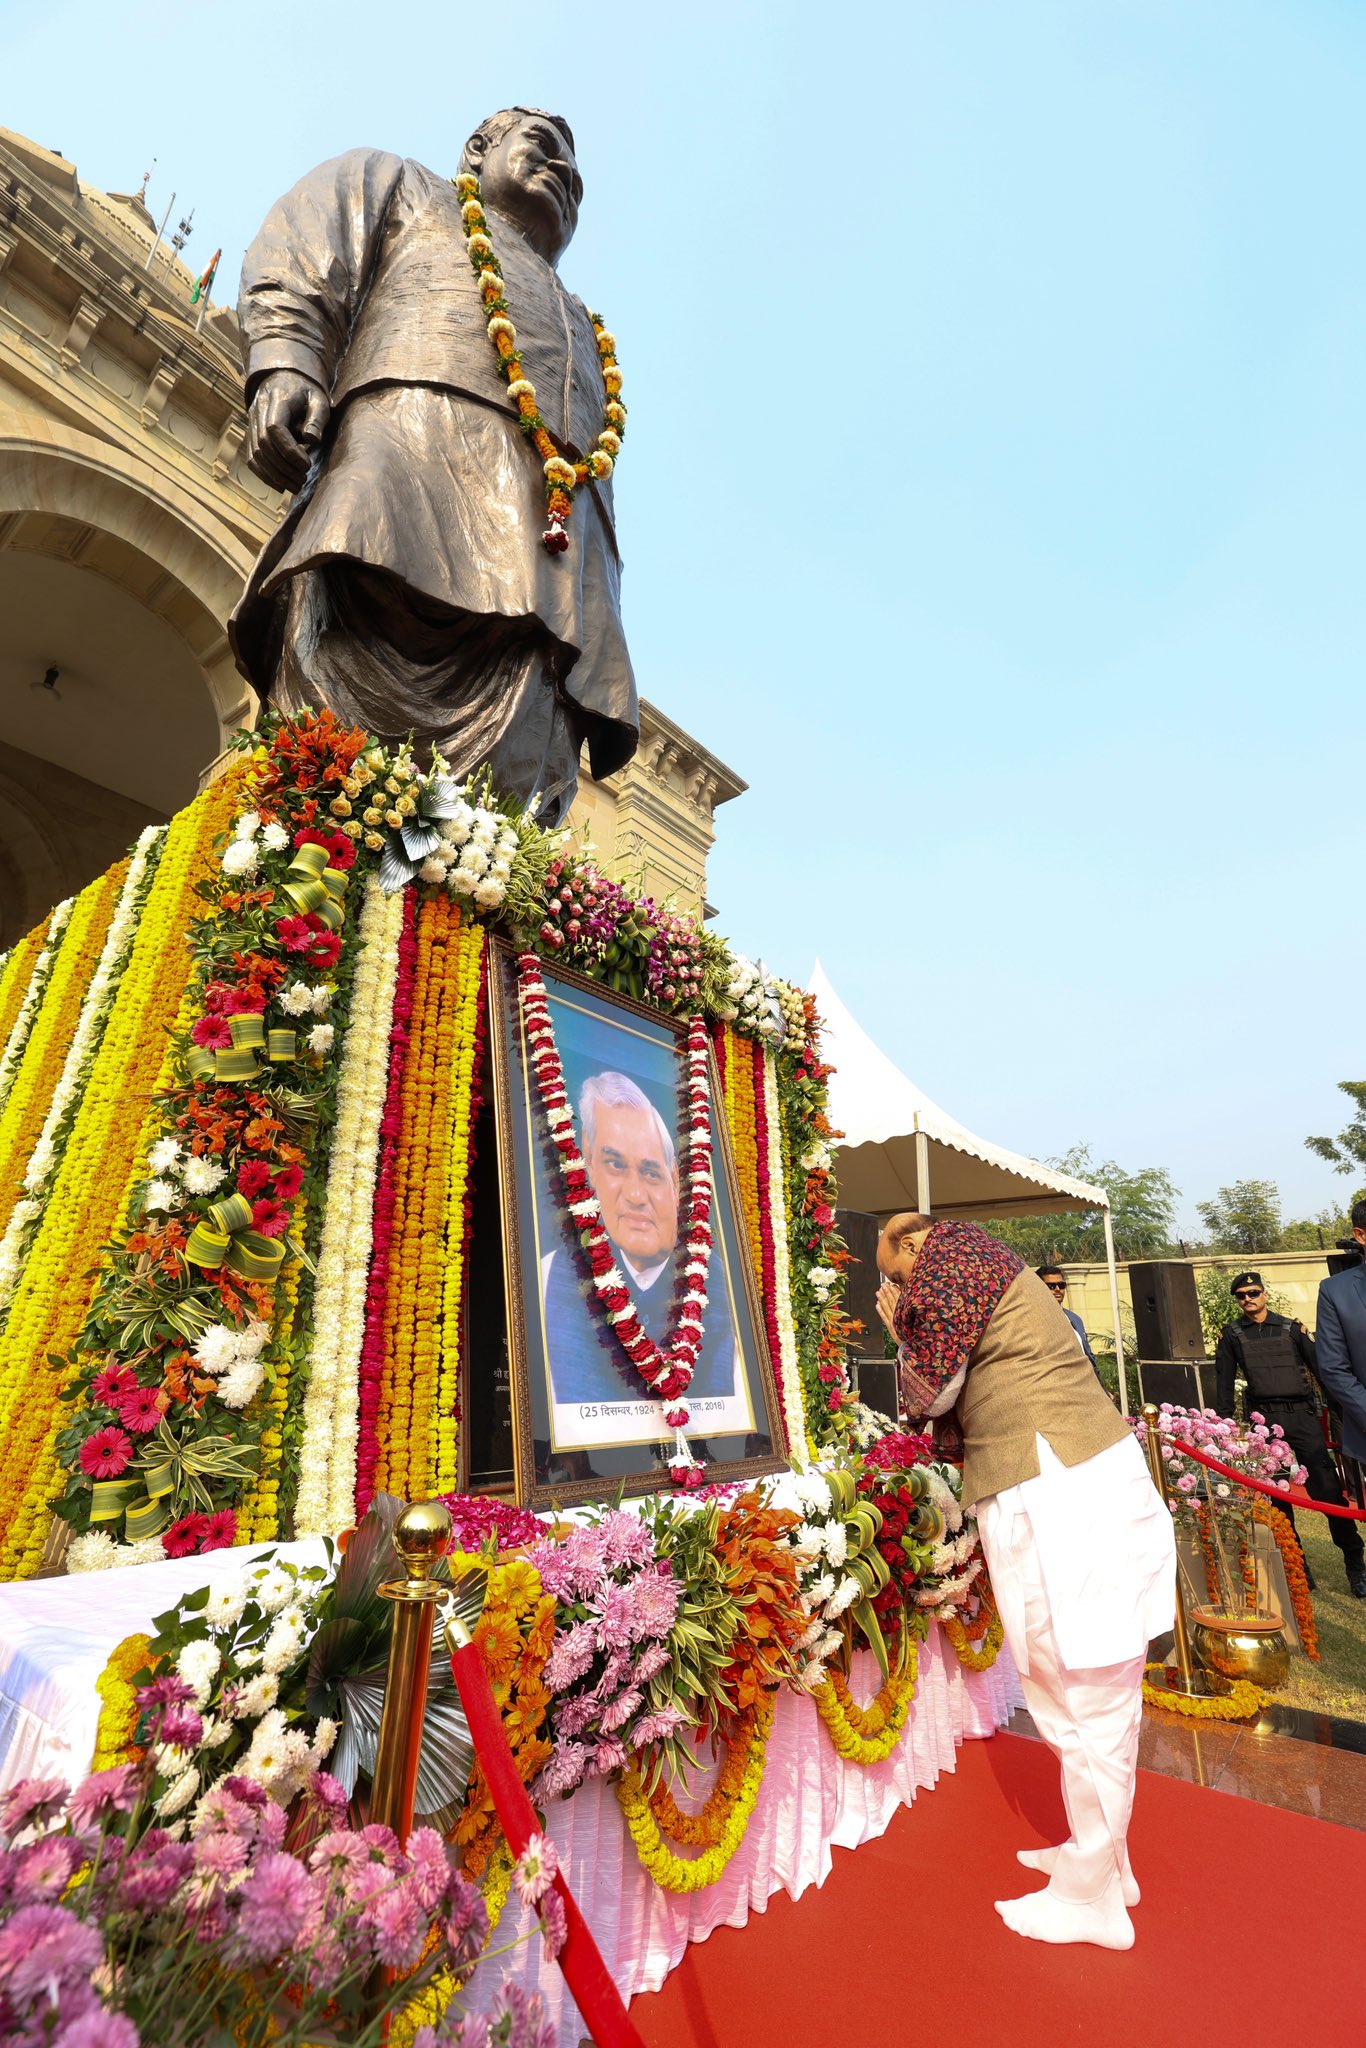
[995,1884,1135,1950]
[1017,1843,1140,1906]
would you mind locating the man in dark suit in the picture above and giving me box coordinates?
[1037,1266,1099,1373]
[1315,1197,1366,1485]
[543,1071,736,1408]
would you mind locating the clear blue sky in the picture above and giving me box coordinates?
[10,0,1364,1232]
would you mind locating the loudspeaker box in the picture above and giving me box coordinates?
[1128,1261,1206,1361]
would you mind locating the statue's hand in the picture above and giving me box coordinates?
[245,369,331,493]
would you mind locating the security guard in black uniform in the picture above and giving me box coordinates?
[1214,1271,1366,1597]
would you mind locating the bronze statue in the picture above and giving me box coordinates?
[229,108,637,822]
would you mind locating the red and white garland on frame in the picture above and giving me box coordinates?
[517,951,714,1486]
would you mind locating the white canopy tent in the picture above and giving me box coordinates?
[809,962,1129,1412]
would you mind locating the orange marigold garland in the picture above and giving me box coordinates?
[451,1553,556,1882]
[1251,1495,1320,1661]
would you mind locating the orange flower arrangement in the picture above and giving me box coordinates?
[450,1552,556,1881]
[712,1486,805,1714]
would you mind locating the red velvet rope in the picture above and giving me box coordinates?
[1156,1429,1366,1521]
[448,1640,649,2048]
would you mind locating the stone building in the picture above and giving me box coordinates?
[0,128,742,948]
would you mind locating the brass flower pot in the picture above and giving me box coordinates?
[1190,1605,1290,1690]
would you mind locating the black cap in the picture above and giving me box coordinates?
[1230,1271,1263,1296]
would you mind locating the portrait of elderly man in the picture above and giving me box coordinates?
[542,1071,738,1408]
[229,107,637,823]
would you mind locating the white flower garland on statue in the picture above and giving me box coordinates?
[293,877,406,1533]
[0,829,165,1315]
[0,896,74,1118]
[762,1048,808,1446]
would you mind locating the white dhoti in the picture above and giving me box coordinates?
[975,1432,1176,1939]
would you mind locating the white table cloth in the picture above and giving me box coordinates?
[0,1550,1021,2043]
[0,1540,328,1790]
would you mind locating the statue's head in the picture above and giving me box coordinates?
[461,108,581,266]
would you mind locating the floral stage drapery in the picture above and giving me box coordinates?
[0,712,859,1576]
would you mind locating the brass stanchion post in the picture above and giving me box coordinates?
[370,1499,453,1843]
[1141,1402,1219,1700]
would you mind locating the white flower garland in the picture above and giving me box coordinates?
[293,877,406,1533]
[0,829,165,1315]
[762,1047,808,1449]
[0,896,74,1118]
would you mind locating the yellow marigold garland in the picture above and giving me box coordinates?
[91,1631,153,1770]
[0,769,243,1578]
[1141,1663,1267,1721]
[616,1689,774,1893]
[721,1027,765,1288]
[0,905,69,1114]
[0,867,122,1225]
[813,1645,920,1765]
[0,923,49,1060]
[942,1581,1004,1672]
[238,1199,307,1543]
[431,918,485,1497]
[375,894,463,1500]
[646,1707,761,1848]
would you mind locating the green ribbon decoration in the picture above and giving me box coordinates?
[89,1477,140,1524]
[214,1013,265,1084]
[185,1045,217,1082]
[282,843,349,931]
[266,1028,296,1063]
[124,1494,171,1542]
[185,1190,285,1280]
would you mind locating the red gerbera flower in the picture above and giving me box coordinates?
[79,1427,133,1479]
[198,1510,238,1552]
[191,1016,233,1052]
[308,930,342,970]
[118,1386,162,1436]
[163,1513,207,1559]
[275,914,319,955]
[294,826,356,872]
[236,1160,273,1198]
[251,1198,290,1238]
[272,1164,304,1201]
[91,1365,136,1406]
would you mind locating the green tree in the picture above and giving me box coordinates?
[1194,1179,1282,1254]
[1277,1206,1354,1252]
[984,1144,1178,1264]
[1306,1081,1366,1181]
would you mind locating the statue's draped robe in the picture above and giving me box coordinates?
[229,150,637,819]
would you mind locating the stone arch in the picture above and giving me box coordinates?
[0,422,259,944]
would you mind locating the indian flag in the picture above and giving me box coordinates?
[190,249,220,304]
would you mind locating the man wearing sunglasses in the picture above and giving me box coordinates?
[1213,1271,1366,1597]
[1037,1266,1100,1373]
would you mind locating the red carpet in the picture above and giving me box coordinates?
[630,1732,1364,2048]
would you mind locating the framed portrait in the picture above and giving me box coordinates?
[484,940,788,1508]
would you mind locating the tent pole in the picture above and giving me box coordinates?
[915,1130,931,1216]
[1103,1207,1127,1417]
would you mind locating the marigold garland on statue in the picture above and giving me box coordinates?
[616,1690,774,1893]
[453,171,625,552]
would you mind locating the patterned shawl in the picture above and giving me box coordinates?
[892,1220,1024,1419]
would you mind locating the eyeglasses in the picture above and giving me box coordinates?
[1232,1289,1263,1301]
